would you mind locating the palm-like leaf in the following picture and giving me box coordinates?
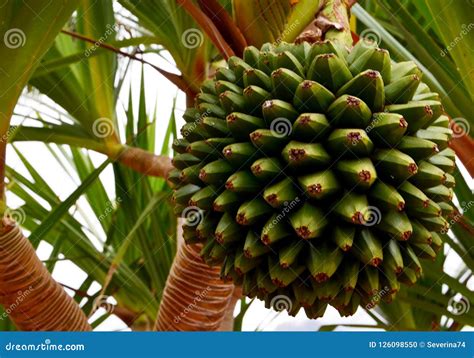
[28,1,117,142]
[0,0,78,131]
[7,72,177,329]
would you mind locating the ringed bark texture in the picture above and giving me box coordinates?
[0,218,91,331]
[118,146,173,179]
[155,242,235,331]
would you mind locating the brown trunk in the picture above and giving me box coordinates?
[0,218,91,331]
[154,243,235,331]
[117,146,173,179]
[217,287,242,331]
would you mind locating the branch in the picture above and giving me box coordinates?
[197,0,247,57]
[59,283,91,298]
[116,146,173,179]
[177,0,235,59]
[60,29,195,97]
[12,125,173,179]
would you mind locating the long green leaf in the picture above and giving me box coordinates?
[0,0,78,134]
[31,159,111,242]
[425,0,474,100]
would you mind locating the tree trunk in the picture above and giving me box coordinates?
[154,242,235,331]
[0,218,91,331]
[217,287,242,331]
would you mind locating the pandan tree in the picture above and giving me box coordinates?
[0,0,472,331]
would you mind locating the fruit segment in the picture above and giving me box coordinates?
[366,112,407,147]
[289,203,328,239]
[308,53,352,92]
[263,178,299,208]
[281,141,331,169]
[298,170,340,200]
[292,113,331,141]
[293,80,335,113]
[326,128,374,157]
[373,149,418,182]
[336,158,377,190]
[352,229,383,267]
[328,95,372,128]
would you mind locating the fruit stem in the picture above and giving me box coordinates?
[318,0,353,48]
[116,146,174,179]
[294,0,353,48]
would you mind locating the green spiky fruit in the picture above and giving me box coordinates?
[172,40,454,319]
